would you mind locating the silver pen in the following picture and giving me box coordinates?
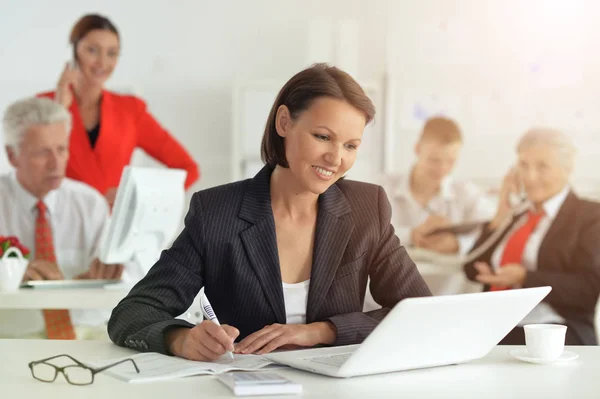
[199,287,234,361]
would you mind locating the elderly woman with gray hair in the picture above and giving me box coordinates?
[464,127,600,345]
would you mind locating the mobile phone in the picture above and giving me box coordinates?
[508,166,525,207]
[69,58,78,71]
[65,43,77,69]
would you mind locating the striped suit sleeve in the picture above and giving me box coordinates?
[327,186,431,345]
[107,193,206,354]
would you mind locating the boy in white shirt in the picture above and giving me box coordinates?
[385,117,494,254]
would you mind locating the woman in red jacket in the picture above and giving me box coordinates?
[39,14,199,207]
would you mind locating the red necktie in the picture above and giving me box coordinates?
[36,201,76,339]
[491,209,545,291]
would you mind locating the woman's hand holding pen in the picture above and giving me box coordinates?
[234,322,337,355]
[165,321,239,361]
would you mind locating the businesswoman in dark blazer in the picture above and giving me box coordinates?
[39,14,199,207]
[464,128,600,345]
[108,64,431,360]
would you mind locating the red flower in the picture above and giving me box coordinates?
[0,236,31,260]
[17,244,30,256]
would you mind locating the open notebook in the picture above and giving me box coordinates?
[85,352,276,383]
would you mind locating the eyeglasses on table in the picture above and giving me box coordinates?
[28,354,139,386]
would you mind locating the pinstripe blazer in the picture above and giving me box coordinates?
[108,165,431,354]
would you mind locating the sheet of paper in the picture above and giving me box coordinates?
[211,353,275,373]
[86,352,274,383]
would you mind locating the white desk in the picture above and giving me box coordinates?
[0,288,131,310]
[1,340,598,398]
[0,288,203,325]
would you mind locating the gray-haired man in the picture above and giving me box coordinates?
[0,97,137,339]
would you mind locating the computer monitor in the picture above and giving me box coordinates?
[98,166,188,274]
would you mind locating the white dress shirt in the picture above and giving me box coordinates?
[490,186,570,326]
[282,279,309,324]
[0,173,137,337]
[383,171,496,254]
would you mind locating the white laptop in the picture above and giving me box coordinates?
[265,286,551,378]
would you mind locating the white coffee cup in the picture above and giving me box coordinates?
[523,324,567,360]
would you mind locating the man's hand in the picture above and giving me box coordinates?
[75,258,124,280]
[417,232,460,254]
[22,259,64,281]
[420,215,451,230]
[234,322,337,355]
[412,215,452,242]
[411,215,458,253]
[474,261,527,288]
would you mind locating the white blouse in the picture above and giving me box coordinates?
[282,279,310,324]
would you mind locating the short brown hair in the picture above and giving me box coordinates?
[419,117,462,144]
[261,63,375,168]
[69,14,119,60]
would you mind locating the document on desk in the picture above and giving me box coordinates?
[86,352,276,383]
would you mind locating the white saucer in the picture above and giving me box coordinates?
[509,348,579,364]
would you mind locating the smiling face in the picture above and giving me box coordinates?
[414,139,462,184]
[275,97,367,195]
[517,144,570,205]
[74,29,120,87]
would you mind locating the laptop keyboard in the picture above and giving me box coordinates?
[302,353,352,367]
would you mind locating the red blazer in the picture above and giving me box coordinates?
[37,90,199,195]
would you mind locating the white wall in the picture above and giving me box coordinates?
[1,0,599,199]
[0,0,389,191]
[387,0,600,199]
